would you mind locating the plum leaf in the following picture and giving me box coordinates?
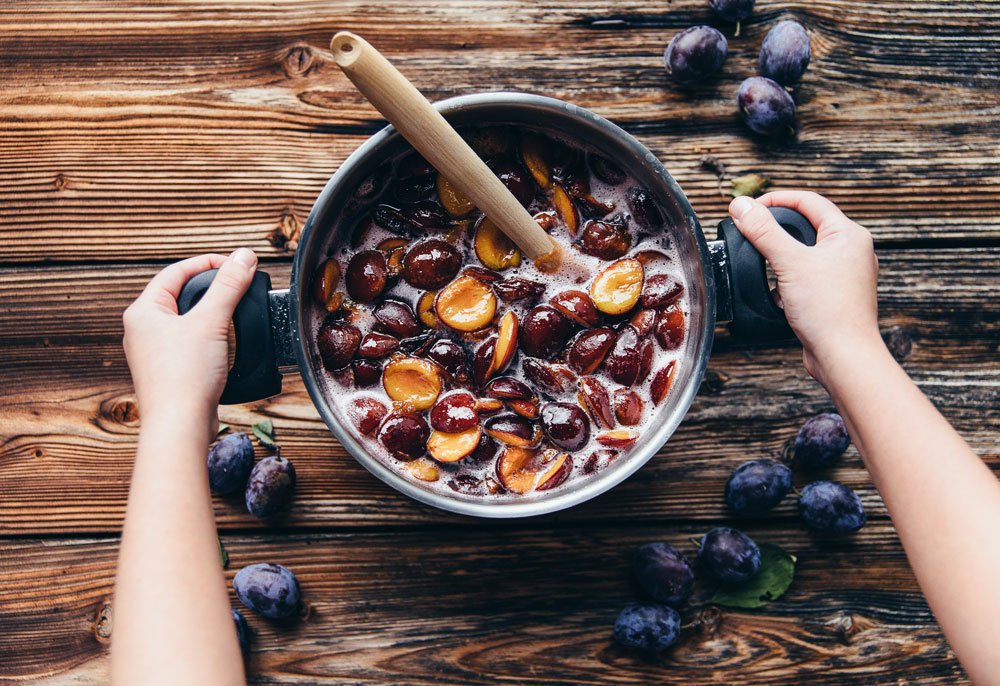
[252,419,277,448]
[730,173,771,198]
[218,537,230,569]
[217,422,230,435]
[710,543,795,608]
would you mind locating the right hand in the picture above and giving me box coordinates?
[727,191,882,386]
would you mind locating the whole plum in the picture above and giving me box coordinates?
[664,26,728,85]
[709,0,755,23]
[799,480,867,534]
[233,563,301,619]
[632,542,694,607]
[760,20,811,86]
[613,603,681,651]
[245,455,296,519]
[232,609,251,657]
[697,527,761,583]
[737,76,796,136]
[794,413,850,468]
[725,459,793,516]
[207,432,255,495]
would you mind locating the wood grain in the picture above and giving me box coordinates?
[0,529,967,684]
[1,1,1000,262]
[0,250,996,534]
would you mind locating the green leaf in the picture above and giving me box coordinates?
[218,537,229,569]
[710,543,796,609]
[216,422,230,436]
[251,419,276,448]
[730,173,771,198]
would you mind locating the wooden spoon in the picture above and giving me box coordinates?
[331,31,561,271]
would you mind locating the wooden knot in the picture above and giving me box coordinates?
[692,605,723,636]
[101,397,140,425]
[53,173,69,191]
[700,368,729,395]
[881,325,913,362]
[283,45,317,78]
[269,209,301,252]
[94,600,113,643]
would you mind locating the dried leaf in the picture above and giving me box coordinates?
[251,419,277,448]
[730,173,771,198]
[218,537,230,569]
[710,544,795,609]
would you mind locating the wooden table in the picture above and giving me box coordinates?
[2,2,997,683]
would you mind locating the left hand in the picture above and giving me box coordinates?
[122,249,258,430]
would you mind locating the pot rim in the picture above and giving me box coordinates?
[290,92,716,519]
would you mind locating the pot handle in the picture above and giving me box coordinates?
[176,269,283,404]
[716,207,817,340]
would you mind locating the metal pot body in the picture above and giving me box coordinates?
[179,93,815,518]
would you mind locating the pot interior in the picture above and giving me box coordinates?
[293,93,714,518]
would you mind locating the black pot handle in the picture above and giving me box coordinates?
[176,269,283,404]
[717,207,817,340]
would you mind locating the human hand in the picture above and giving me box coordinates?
[123,249,258,431]
[727,191,882,386]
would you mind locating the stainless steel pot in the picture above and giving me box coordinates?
[178,93,815,519]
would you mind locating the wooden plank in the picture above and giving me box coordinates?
[0,249,996,534]
[0,528,968,684]
[2,1,1000,262]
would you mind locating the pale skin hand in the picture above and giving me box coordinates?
[730,192,1000,684]
[112,249,257,686]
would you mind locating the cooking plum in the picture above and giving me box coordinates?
[317,321,362,372]
[590,259,644,316]
[382,357,442,410]
[374,300,422,339]
[346,250,389,302]
[490,160,534,207]
[540,402,590,451]
[522,358,576,396]
[626,187,664,230]
[664,26,728,85]
[550,290,600,328]
[348,396,389,436]
[654,307,685,351]
[495,276,545,303]
[588,153,626,185]
[358,331,399,359]
[352,360,382,387]
[402,239,461,290]
[430,391,479,433]
[519,305,574,359]
[641,274,684,309]
[614,389,644,426]
[581,219,632,259]
[605,325,642,386]
[425,338,469,381]
[373,204,423,237]
[435,275,497,332]
[484,414,541,447]
[567,327,616,375]
[378,413,430,460]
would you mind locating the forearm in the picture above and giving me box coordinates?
[111,408,244,686]
[819,340,1000,683]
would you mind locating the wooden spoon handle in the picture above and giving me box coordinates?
[331,31,558,266]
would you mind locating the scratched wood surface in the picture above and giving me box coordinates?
[1,1,998,683]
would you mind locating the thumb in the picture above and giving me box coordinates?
[728,196,805,269]
[194,248,257,321]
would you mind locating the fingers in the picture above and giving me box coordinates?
[191,248,258,322]
[728,196,807,268]
[138,253,228,309]
[757,190,848,233]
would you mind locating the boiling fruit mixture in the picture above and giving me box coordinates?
[308,126,689,499]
